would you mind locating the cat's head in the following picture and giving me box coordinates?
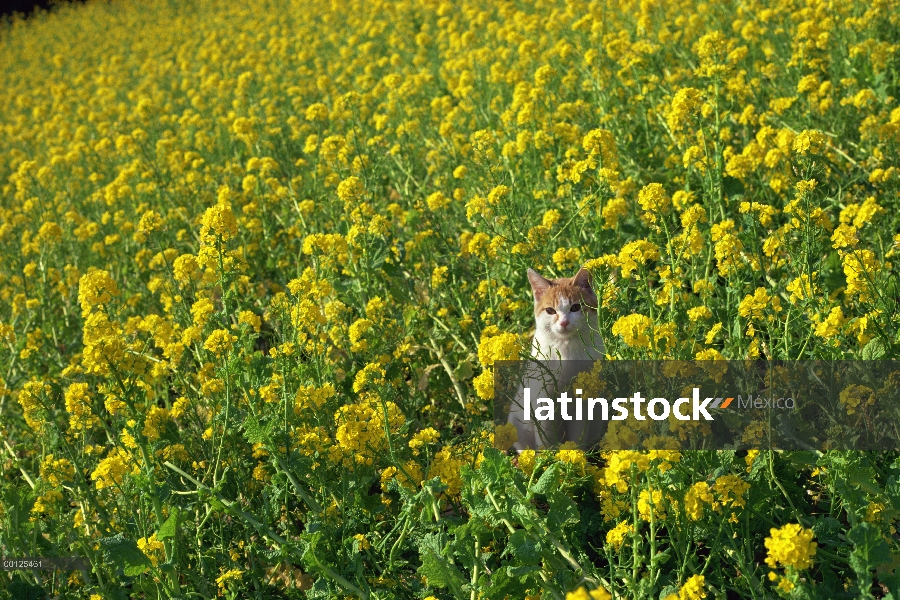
[527,267,599,339]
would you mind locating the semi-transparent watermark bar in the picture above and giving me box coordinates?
[1,556,90,571]
[494,360,900,451]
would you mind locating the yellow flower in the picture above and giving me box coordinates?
[200,202,238,241]
[191,297,216,327]
[637,183,670,223]
[305,102,328,121]
[78,269,120,316]
[542,209,562,227]
[39,455,75,487]
[668,87,703,131]
[426,446,467,496]
[352,363,386,393]
[713,475,750,509]
[294,383,336,413]
[605,519,633,551]
[556,448,588,472]
[238,310,262,331]
[553,247,582,270]
[204,329,237,355]
[172,254,200,283]
[137,533,166,567]
[65,382,99,432]
[831,224,858,249]
[687,306,712,321]
[684,481,714,520]
[813,307,846,340]
[493,423,518,451]
[838,384,874,415]
[137,210,163,233]
[36,221,63,243]
[142,406,169,442]
[638,488,665,521]
[337,176,365,205]
[792,129,828,155]
[786,273,817,304]
[472,368,494,400]
[843,250,878,299]
[764,523,817,570]
[91,448,136,490]
[680,204,707,229]
[612,314,653,348]
[745,449,760,472]
[17,380,51,431]
[567,586,612,600]
[601,198,629,228]
[617,239,659,278]
[477,329,521,367]
[408,427,440,454]
[666,574,707,600]
[738,287,781,319]
[426,191,450,211]
[695,348,725,361]
[216,568,244,592]
[431,266,449,288]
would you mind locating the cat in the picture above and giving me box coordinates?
[507,266,606,451]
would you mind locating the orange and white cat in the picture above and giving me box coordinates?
[508,267,606,451]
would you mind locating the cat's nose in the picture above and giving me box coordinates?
[559,319,569,329]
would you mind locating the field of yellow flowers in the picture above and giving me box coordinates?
[1,0,900,598]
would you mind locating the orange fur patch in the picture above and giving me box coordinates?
[534,275,598,315]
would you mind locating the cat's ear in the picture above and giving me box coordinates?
[527,268,553,303]
[572,267,592,290]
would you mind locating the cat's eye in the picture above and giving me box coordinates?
[570,304,581,312]
[545,307,557,315]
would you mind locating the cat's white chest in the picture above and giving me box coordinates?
[506,330,605,451]
[531,331,602,361]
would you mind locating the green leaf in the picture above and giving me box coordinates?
[242,415,268,444]
[876,553,900,597]
[100,533,152,577]
[722,176,745,196]
[812,516,842,547]
[404,209,421,226]
[417,532,466,591]
[157,508,179,540]
[506,563,542,577]
[483,565,531,599]
[847,472,883,496]
[531,463,560,495]
[454,360,474,381]
[546,490,580,529]
[403,304,419,328]
[861,338,886,360]
[848,522,893,595]
[8,575,45,600]
[786,451,819,468]
[478,448,513,486]
[508,529,541,565]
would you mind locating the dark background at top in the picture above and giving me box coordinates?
[2,0,86,20]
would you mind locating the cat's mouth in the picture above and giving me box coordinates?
[552,325,577,335]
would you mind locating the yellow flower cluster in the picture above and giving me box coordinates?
[764,523,817,570]
[664,575,707,600]
[91,448,139,490]
[0,0,897,595]
[333,397,404,466]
